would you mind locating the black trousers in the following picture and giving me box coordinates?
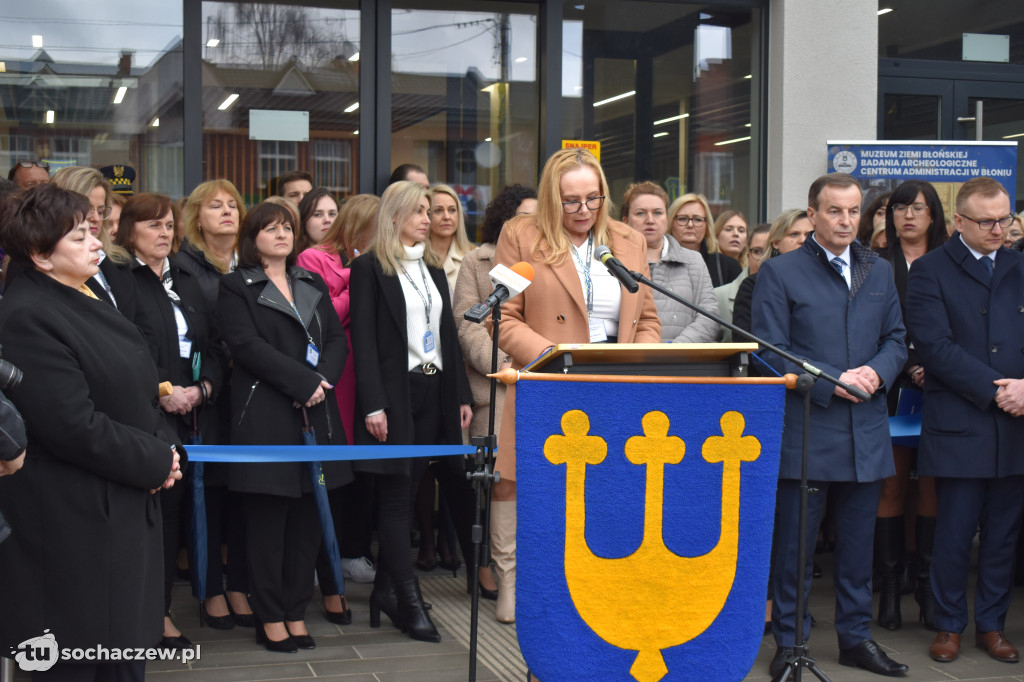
[243,492,321,623]
[160,474,186,615]
[199,486,249,596]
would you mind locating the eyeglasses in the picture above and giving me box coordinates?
[87,206,112,221]
[16,161,50,171]
[893,202,928,215]
[674,215,706,226]
[561,196,605,214]
[958,213,1015,231]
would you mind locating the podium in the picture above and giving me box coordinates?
[511,344,790,682]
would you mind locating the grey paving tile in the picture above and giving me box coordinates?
[312,652,471,677]
[146,662,314,681]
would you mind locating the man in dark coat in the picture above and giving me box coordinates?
[753,173,908,677]
[905,177,1024,664]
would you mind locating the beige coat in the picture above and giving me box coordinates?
[492,217,661,480]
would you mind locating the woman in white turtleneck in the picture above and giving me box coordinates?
[348,181,472,644]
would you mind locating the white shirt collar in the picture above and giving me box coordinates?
[959,232,997,263]
[812,234,851,267]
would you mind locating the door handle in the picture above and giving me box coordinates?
[957,116,976,122]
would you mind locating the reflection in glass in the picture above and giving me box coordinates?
[391,4,539,240]
[201,2,360,203]
[881,94,941,140]
[562,2,757,221]
[878,2,1023,66]
[0,1,184,194]
[966,98,1024,211]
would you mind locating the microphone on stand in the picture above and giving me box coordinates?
[464,261,535,323]
[594,245,639,293]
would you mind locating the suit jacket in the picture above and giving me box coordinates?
[905,235,1024,478]
[348,252,472,476]
[297,246,356,444]
[86,254,139,321]
[752,237,907,482]
[492,217,662,480]
[0,270,176,652]
[218,265,352,496]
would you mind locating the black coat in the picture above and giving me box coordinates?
[174,239,227,313]
[86,254,140,321]
[218,265,352,496]
[348,253,472,476]
[129,258,226,446]
[0,270,177,652]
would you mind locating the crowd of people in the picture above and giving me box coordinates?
[0,151,1022,680]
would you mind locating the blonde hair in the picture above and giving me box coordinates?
[428,184,473,257]
[367,181,441,276]
[51,166,130,264]
[533,148,614,264]
[668,193,715,253]
[762,208,809,265]
[321,194,379,261]
[182,179,246,274]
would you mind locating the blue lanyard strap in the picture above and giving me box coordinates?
[570,233,594,313]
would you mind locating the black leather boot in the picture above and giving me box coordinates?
[369,569,401,630]
[395,576,441,643]
[915,515,940,631]
[875,516,903,630]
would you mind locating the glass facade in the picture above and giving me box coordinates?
[0,0,185,195]
[879,1,1024,66]
[560,2,759,219]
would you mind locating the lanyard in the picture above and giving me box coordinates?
[399,258,434,331]
[571,233,594,313]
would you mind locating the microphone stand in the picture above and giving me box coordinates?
[623,267,867,682]
[464,299,502,682]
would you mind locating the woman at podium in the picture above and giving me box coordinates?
[491,148,661,623]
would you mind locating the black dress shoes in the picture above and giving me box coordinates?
[160,634,193,651]
[838,639,908,676]
[769,647,794,678]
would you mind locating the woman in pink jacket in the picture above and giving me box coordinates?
[297,193,381,622]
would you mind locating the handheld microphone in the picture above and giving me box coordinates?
[464,261,535,323]
[594,245,639,293]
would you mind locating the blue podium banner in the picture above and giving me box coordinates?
[515,378,785,682]
[827,140,1017,206]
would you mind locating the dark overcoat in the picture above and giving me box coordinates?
[218,265,352,496]
[348,252,471,476]
[905,235,1024,478]
[129,258,225,443]
[752,237,907,482]
[86,254,139,321]
[0,270,176,653]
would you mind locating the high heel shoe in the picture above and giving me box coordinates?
[160,634,193,651]
[439,555,461,577]
[227,592,255,628]
[324,594,352,625]
[199,601,235,630]
[285,624,316,650]
[395,576,441,643]
[479,582,498,601]
[256,623,298,654]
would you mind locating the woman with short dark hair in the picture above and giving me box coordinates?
[218,201,351,652]
[0,183,182,680]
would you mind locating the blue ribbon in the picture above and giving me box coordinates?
[186,444,478,462]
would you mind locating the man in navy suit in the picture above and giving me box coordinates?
[905,177,1024,664]
[753,173,908,677]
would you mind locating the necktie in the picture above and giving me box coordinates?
[982,255,995,277]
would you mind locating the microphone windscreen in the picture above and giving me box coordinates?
[510,261,535,282]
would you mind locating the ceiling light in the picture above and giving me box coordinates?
[485,137,492,142]
[353,130,359,135]
[877,8,893,15]
[349,52,359,62]
[151,118,160,127]
[344,102,359,113]
[45,110,54,124]
[0,62,6,73]
[654,113,689,126]
[653,132,669,138]
[113,86,127,104]
[206,38,220,47]
[32,35,43,48]
[218,93,239,110]
[744,74,752,79]
[1003,131,1024,139]
[745,123,751,127]
[514,57,528,63]
[593,90,635,107]
[714,135,751,146]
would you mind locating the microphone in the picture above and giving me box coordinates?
[594,245,639,293]
[464,261,535,323]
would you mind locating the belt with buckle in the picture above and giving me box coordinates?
[410,362,439,375]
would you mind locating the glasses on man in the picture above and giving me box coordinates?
[892,202,928,215]
[561,196,605,214]
[674,215,706,226]
[957,213,1016,231]
[87,206,113,222]
[16,161,50,171]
